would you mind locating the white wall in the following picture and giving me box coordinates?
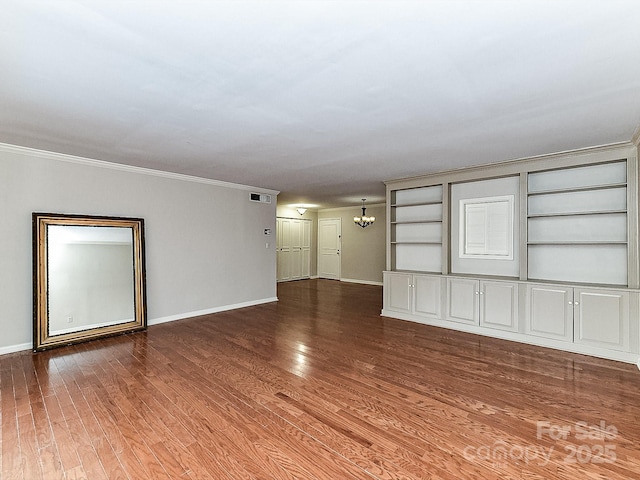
[0,144,278,354]
[49,243,135,333]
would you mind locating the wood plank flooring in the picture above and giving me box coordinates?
[2,279,640,479]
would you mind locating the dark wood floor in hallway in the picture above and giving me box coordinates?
[2,279,640,479]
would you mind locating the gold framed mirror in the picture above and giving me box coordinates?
[33,212,147,351]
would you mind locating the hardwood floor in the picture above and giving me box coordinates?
[2,279,640,479]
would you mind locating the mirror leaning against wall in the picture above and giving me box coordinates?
[33,212,147,352]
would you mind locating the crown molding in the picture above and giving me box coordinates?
[632,125,640,147]
[385,141,635,188]
[0,142,280,196]
[319,202,385,213]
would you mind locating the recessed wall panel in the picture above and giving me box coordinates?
[395,244,442,272]
[528,244,627,285]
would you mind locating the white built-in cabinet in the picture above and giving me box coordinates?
[524,284,573,342]
[384,272,442,319]
[276,217,311,282]
[445,278,518,332]
[384,271,413,313]
[385,272,518,331]
[445,278,479,324]
[382,144,640,364]
[575,289,629,351]
[526,284,629,351]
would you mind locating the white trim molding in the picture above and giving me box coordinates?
[320,202,385,213]
[341,278,383,286]
[0,142,279,196]
[0,343,32,356]
[632,125,640,147]
[0,298,279,356]
[380,307,640,365]
[148,297,278,326]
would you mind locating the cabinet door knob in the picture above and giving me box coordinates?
[568,301,573,305]
[574,301,579,305]
[479,291,484,295]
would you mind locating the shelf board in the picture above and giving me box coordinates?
[527,182,627,196]
[527,209,627,218]
[391,269,443,274]
[524,277,628,288]
[391,220,442,225]
[391,241,442,245]
[527,241,627,245]
[391,201,443,208]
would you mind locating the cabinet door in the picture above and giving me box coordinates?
[414,275,442,319]
[480,281,518,332]
[574,289,629,351]
[525,284,573,341]
[446,278,479,324]
[385,272,413,314]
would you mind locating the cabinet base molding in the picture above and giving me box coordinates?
[340,278,384,286]
[381,309,639,365]
[384,270,639,364]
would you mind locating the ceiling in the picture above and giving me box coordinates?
[2,1,640,209]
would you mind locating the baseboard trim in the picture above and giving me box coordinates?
[340,278,383,286]
[0,342,32,356]
[148,297,278,326]
[0,298,280,357]
[381,309,640,365]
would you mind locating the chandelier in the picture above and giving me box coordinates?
[354,199,375,228]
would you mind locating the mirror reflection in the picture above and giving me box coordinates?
[47,225,135,335]
[33,213,146,351]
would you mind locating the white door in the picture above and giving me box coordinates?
[277,218,311,282]
[277,218,291,281]
[384,272,413,314]
[301,221,311,278]
[525,284,573,341]
[446,277,479,324]
[479,281,518,332]
[318,218,341,280]
[290,219,302,279]
[414,274,442,319]
[574,288,629,351]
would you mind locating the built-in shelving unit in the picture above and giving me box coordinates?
[527,161,628,285]
[390,185,443,273]
[383,144,640,364]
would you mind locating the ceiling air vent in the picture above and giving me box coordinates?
[250,192,271,204]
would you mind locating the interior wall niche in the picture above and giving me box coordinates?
[450,176,520,277]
